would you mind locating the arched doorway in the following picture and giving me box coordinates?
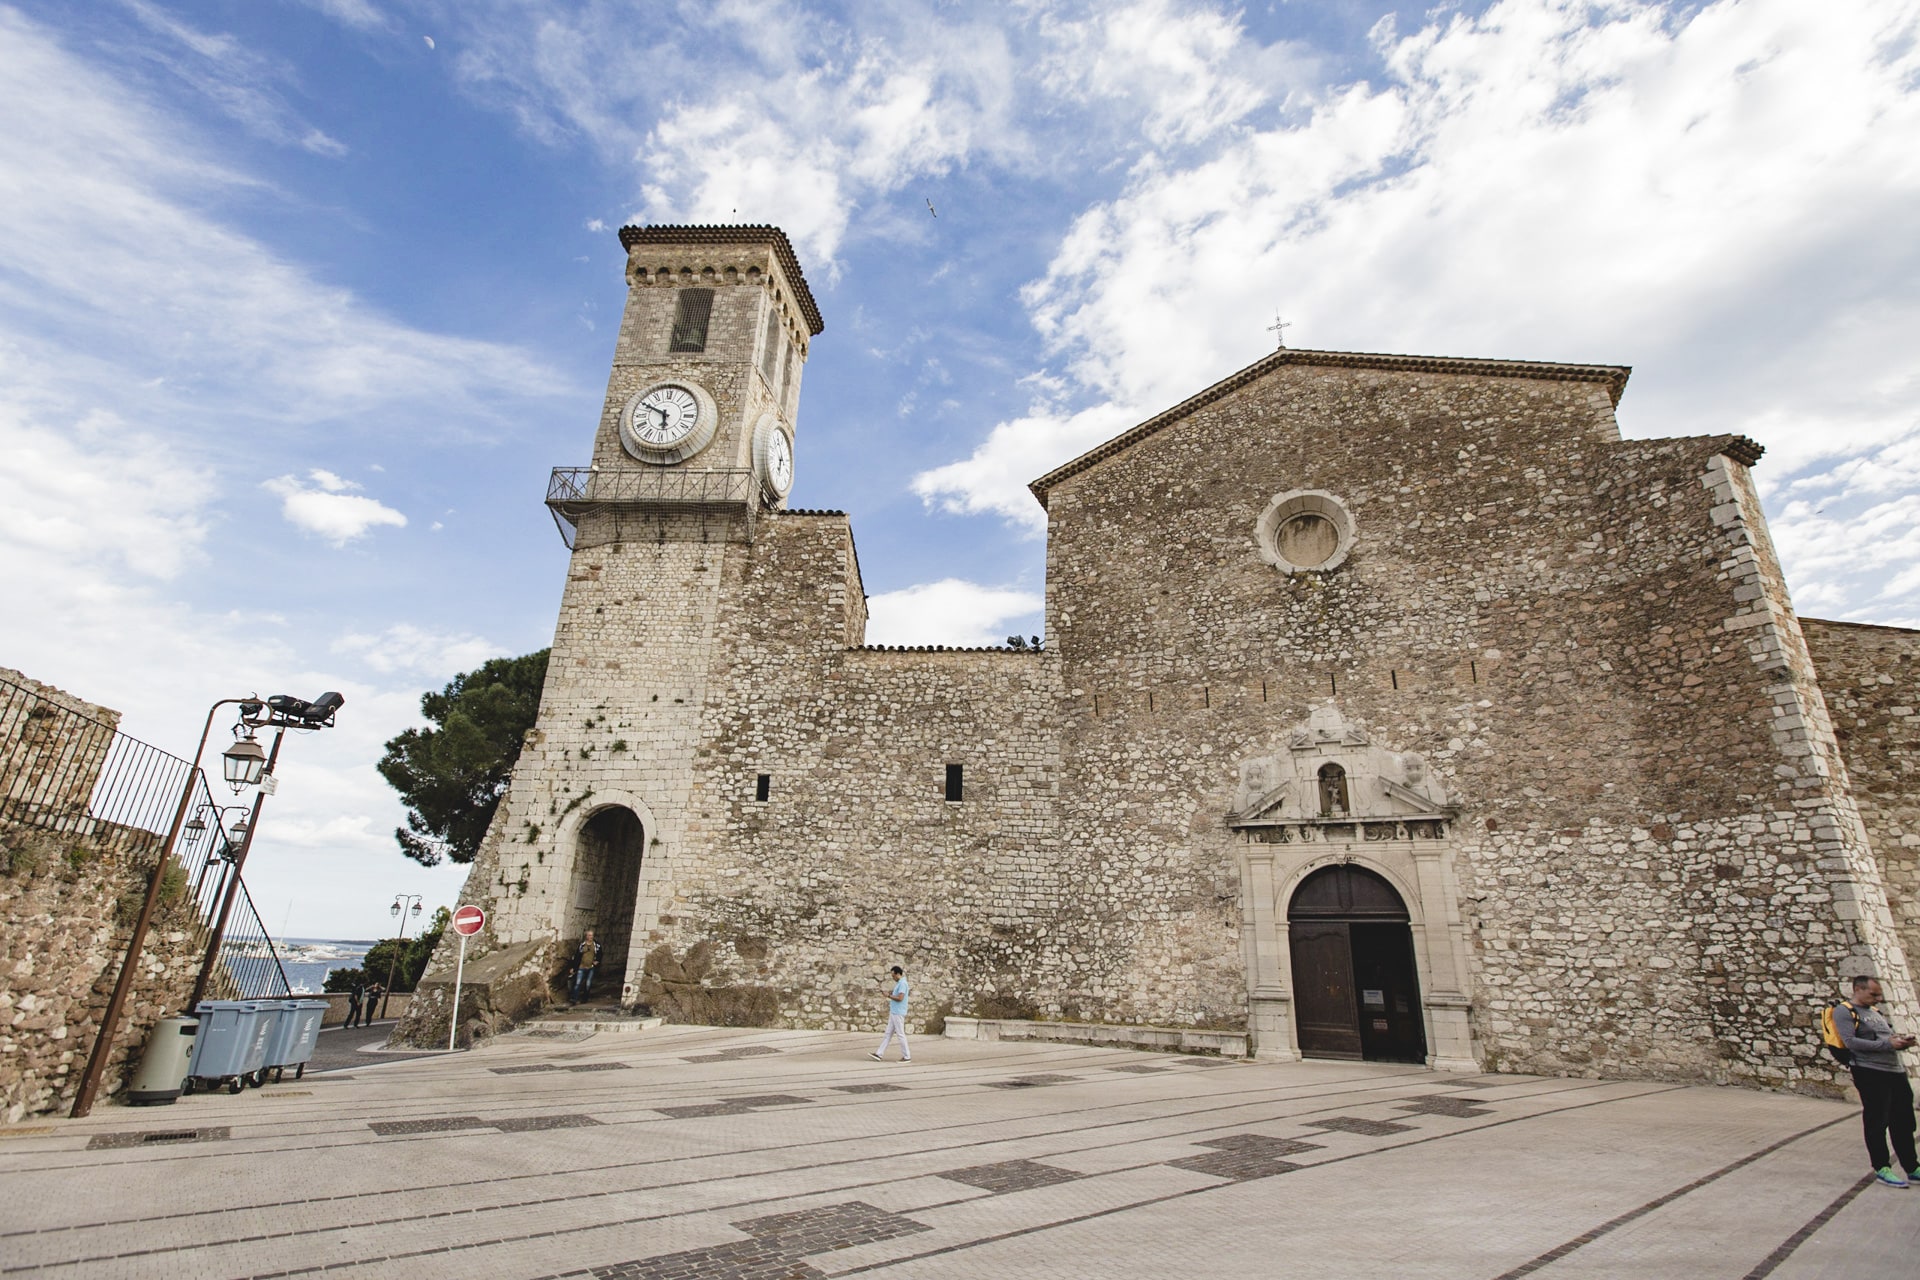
[1288,864,1427,1063]
[568,806,645,1002]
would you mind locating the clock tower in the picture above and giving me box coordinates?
[548,224,821,549]
[500,225,826,1005]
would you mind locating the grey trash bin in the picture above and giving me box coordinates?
[262,999,328,1080]
[127,1016,198,1105]
[187,1000,275,1094]
[250,1002,297,1085]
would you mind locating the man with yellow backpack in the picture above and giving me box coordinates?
[1822,975,1919,1188]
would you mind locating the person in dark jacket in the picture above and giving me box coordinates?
[1834,975,1919,1187]
[344,982,364,1028]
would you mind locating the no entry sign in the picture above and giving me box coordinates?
[448,904,484,1052]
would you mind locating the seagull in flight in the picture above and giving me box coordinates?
[926,198,937,218]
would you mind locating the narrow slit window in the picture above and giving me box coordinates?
[780,341,797,406]
[760,306,782,383]
[945,763,964,802]
[755,773,771,803]
[669,289,713,352]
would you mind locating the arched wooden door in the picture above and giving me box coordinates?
[1288,864,1427,1063]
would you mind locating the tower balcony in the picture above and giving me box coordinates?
[545,466,759,549]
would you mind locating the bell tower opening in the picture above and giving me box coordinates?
[567,806,645,1004]
[1287,864,1426,1063]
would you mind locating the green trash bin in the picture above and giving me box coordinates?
[127,1016,198,1106]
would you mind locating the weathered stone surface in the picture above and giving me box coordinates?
[0,670,204,1121]
[1804,619,1920,981]
[400,227,1917,1094]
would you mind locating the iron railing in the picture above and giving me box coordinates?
[545,466,759,548]
[0,671,290,998]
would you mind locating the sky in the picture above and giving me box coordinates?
[2,0,1917,939]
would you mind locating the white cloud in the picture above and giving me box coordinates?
[264,470,408,544]
[913,0,1920,626]
[864,579,1043,647]
[298,0,388,32]
[913,401,1135,532]
[332,624,502,678]
[0,390,213,581]
[437,3,1032,266]
[120,0,351,156]
[0,7,564,442]
[1036,0,1308,148]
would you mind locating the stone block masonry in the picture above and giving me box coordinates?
[1804,619,1920,982]
[399,225,1917,1093]
[0,670,205,1122]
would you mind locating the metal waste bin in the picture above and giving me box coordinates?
[262,999,328,1081]
[251,1002,296,1085]
[127,1016,198,1106]
[187,1000,275,1094]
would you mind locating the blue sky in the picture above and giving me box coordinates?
[2,0,1917,938]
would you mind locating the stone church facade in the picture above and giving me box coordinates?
[410,223,1920,1091]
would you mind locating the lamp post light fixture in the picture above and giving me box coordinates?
[182,804,251,902]
[220,735,268,792]
[379,895,426,1021]
[72,689,345,1119]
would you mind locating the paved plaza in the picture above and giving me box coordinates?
[2,1025,1917,1279]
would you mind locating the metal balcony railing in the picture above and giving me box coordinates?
[545,466,758,548]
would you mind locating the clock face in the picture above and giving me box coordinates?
[767,427,794,494]
[631,385,700,448]
[752,414,794,500]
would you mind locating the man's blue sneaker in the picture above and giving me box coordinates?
[1874,1166,1909,1187]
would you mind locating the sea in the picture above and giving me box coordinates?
[275,938,377,994]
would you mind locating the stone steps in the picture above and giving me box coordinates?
[513,1013,664,1037]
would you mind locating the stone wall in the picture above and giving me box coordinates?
[406,318,1915,1092]
[0,667,118,832]
[1039,362,1908,1087]
[0,668,207,1121]
[1804,619,1920,976]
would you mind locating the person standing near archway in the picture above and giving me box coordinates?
[571,930,601,1005]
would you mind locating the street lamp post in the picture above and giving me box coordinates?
[71,697,271,1118]
[380,895,424,1020]
[183,804,252,904]
[70,690,344,1119]
[188,726,287,1009]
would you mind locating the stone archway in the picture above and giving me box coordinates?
[566,806,645,1002]
[1286,864,1427,1063]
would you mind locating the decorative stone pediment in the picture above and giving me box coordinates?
[1230,703,1457,826]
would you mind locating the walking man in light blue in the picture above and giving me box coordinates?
[871,965,911,1062]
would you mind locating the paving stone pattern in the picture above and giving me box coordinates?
[1166,1132,1325,1181]
[1397,1094,1496,1117]
[4,1027,1911,1280]
[682,1046,783,1064]
[368,1113,598,1136]
[1303,1116,1416,1136]
[937,1158,1085,1194]
[984,1074,1078,1089]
